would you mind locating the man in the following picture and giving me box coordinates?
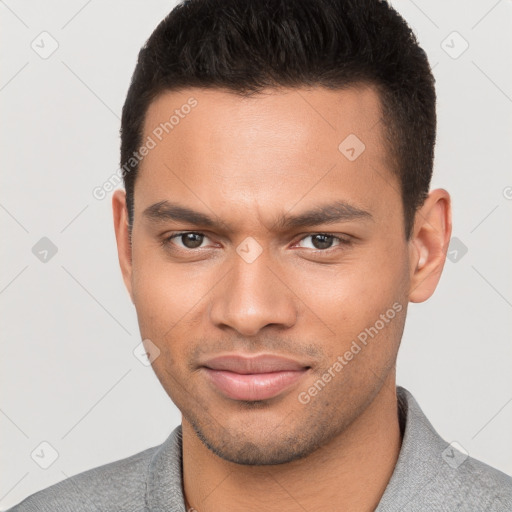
[8,0,512,510]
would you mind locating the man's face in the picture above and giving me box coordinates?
[122,86,414,465]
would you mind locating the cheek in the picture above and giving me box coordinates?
[130,240,209,335]
[300,241,407,360]
[130,250,202,393]
[131,260,174,337]
[306,243,406,315]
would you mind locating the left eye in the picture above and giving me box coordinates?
[295,234,345,251]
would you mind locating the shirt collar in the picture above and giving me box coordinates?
[145,386,446,511]
[376,386,448,511]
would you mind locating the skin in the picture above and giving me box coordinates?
[112,85,451,512]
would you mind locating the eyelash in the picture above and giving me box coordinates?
[160,231,352,255]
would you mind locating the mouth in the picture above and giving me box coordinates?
[200,353,311,401]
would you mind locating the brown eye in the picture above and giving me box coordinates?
[180,233,204,248]
[165,232,209,250]
[311,234,335,250]
[297,234,344,251]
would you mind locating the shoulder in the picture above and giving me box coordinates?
[434,452,512,511]
[5,444,160,512]
[404,450,512,511]
[378,387,512,512]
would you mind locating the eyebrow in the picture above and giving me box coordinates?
[142,199,373,232]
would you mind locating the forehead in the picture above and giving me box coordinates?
[142,85,386,158]
[135,85,400,228]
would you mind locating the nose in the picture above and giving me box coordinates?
[209,248,297,337]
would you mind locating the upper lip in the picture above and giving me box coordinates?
[201,354,310,374]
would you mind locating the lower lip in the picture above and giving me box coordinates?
[202,368,308,401]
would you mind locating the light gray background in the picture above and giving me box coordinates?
[1,0,511,509]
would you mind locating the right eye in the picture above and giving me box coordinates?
[161,231,215,251]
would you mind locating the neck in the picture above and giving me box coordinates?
[182,378,402,512]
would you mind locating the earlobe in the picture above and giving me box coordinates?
[408,188,452,303]
[112,189,135,304]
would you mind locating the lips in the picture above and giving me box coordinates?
[202,354,308,374]
[200,354,310,401]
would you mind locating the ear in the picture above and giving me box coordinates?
[112,189,134,304]
[408,188,452,303]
